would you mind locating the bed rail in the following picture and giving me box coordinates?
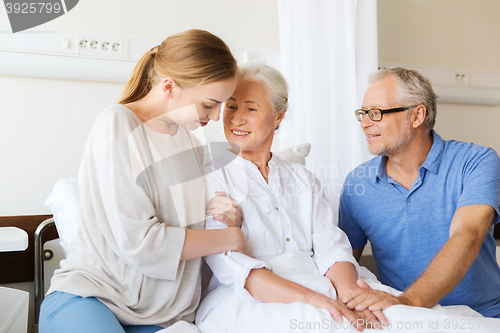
[34,217,55,333]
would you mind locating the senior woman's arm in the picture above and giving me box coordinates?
[244,267,363,329]
[306,171,388,325]
[325,262,387,325]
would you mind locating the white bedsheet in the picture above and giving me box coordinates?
[196,252,500,333]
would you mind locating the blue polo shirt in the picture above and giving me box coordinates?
[338,131,500,317]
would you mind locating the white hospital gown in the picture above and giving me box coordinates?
[199,150,356,299]
[203,151,357,298]
[196,150,500,333]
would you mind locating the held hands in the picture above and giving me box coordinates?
[206,191,242,228]
[342,279,409,314]
[226,227,249,256]
[304,290,370,331]
[353,308,386,331]
[336,282,388,330]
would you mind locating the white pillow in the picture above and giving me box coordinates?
[273,143,311,165]
[44,178,79,255]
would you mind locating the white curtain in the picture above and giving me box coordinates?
[277,0,378,214]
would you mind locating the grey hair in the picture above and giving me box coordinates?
[237,61,289,118]
[369,67,438,130]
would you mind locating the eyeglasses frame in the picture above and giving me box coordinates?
[355,105,419,122]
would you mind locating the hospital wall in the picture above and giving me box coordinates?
[0,2,279,332]
[378,0,500,153]
[0,0,280,217]
[1,0,498,216]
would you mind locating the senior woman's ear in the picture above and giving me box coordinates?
[274,108,287,131]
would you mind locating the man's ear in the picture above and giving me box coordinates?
[412,104,426,129]
[161,77,178,98]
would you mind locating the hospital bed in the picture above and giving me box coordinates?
[33,207,500,329]
[32,145,500,331]
[32,143,315,330]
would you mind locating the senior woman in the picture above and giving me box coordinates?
[196,62,384,332]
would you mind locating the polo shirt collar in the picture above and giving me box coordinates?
[374,156,386,183]
[373,130,445,182]
[420,130,445,174]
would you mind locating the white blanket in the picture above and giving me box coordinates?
[196,252,500,332]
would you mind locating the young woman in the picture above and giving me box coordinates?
[39,29,246,333]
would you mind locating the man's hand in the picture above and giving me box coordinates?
[206,191,242,227]
[339,279,389,325]
[304,290,368,331]
[343,279,410,313]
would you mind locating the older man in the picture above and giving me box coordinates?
[338,67,500,317]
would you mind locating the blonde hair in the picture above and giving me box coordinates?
[119,29,237,104]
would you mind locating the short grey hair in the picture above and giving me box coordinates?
[369,67,438,130]
[237,61,289,116]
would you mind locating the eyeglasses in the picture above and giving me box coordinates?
[355,106,416,122]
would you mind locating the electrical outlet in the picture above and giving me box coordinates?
[79,39,88,50]
[454,71,469,85]
[77,34,123,59]
[102,39,123,59]
[90,40,99,50]
[78,35,101,56]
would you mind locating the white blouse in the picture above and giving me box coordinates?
[203,150,357,300]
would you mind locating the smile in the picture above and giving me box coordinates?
[232,130,250,136]
[200,121,209,127]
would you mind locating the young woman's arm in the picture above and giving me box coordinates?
[180,227,248,260]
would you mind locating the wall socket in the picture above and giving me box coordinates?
[77,34,123,59]
[454,71,469,85]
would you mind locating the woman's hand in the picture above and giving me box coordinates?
[181,227,248,260]
[341,279,390,325]
[226,227,249,256]
[326,262,387,329]
[353,308,386,330]
[206,191,242,227]
[303,290,367,331]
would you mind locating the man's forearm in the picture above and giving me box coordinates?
[401,231,482,307]
[343,205,495,313]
